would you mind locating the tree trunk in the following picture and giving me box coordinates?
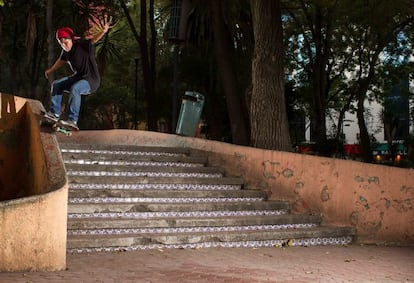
[310,4,330,147]
[45,0,54,105]
[120,0,158,131]
[354,48,382,163]
[356,93,373,163]
[250,0,291,151]
[139,0,157,131]
[26,3,40,100]
[210,0,249,146]
[0,6,3,87]
[336,92,355,141]
[147,0,157,130]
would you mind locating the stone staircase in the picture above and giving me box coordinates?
[61,143,354,253]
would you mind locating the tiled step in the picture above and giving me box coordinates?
[68,176,245,187]
[60,144,205,165]
[68,188,267,199]
[69,182,243,191]
[69,197,265,204]
[63,156,206,167]
[59,143,191,156]
[67,214,322,230]
[65,164,225,178]
[67,226,354,253]
[67,200,290,214]
[68,210,288,219]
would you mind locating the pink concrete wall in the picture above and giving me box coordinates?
[0,188,68,271]
[0,93,67,272]
[60,129,414,245]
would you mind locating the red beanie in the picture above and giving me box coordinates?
[56,27,80,40]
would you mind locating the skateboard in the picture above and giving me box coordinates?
[39,111,79,136]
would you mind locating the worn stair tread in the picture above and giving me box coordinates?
[68,197,264,204]
[65,164,225,175]
[67,226,355,248]
[67,214,322,229]
[67,224,321,236]
[68,200,290,214]
[62,153,207,164]
[69,183,243,192]
[68,176,244,185]
[59,143,192,155]
[68,188,267,199]
[68,226,353,239]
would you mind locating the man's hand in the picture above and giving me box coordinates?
[45,69,52,79]
[85,15,115,43]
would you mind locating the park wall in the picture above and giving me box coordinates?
[59,129,414,245]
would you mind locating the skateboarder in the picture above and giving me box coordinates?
[44,18,112,129]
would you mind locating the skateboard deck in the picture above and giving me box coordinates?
[39,111,79,136]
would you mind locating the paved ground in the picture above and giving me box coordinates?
[0,245,413,283]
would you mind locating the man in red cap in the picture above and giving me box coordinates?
[44,19,112,129]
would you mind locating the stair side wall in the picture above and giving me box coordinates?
[59,129,414,245]
[0,93,67,272]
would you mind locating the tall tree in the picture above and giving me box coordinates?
[250,0,291,150]
[171,0,252,143]
[346,0,414,162]
[0,2,4,88]
[284,0,414,160]
[46,0,54,87]
[39,0,56,106]
[209,0,249,145]
[120,0,158,131]
[284,0,340,150]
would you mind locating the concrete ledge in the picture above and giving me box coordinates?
[0,93,67,272]
[59,129,414,245]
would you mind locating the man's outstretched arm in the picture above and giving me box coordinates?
[87,16,113,44]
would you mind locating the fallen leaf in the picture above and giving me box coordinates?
[305,271,313,274]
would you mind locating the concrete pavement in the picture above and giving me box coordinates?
[0,245,413,282]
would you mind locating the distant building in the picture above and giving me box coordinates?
[304,79,413,145]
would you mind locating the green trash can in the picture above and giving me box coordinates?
[176,91,205,136]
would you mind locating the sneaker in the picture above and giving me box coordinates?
[44,111,59,121]
[59,119,79,130]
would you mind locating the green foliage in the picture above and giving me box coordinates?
[0,0,413,153]
[283,0,414,146]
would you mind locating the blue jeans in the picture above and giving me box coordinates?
[50,77,91,122]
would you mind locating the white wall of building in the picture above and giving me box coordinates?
[306,98,413,145]
[304,77,414,145]
[341,100,385,144]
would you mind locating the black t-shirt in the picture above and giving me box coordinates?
[60,39,100,92]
